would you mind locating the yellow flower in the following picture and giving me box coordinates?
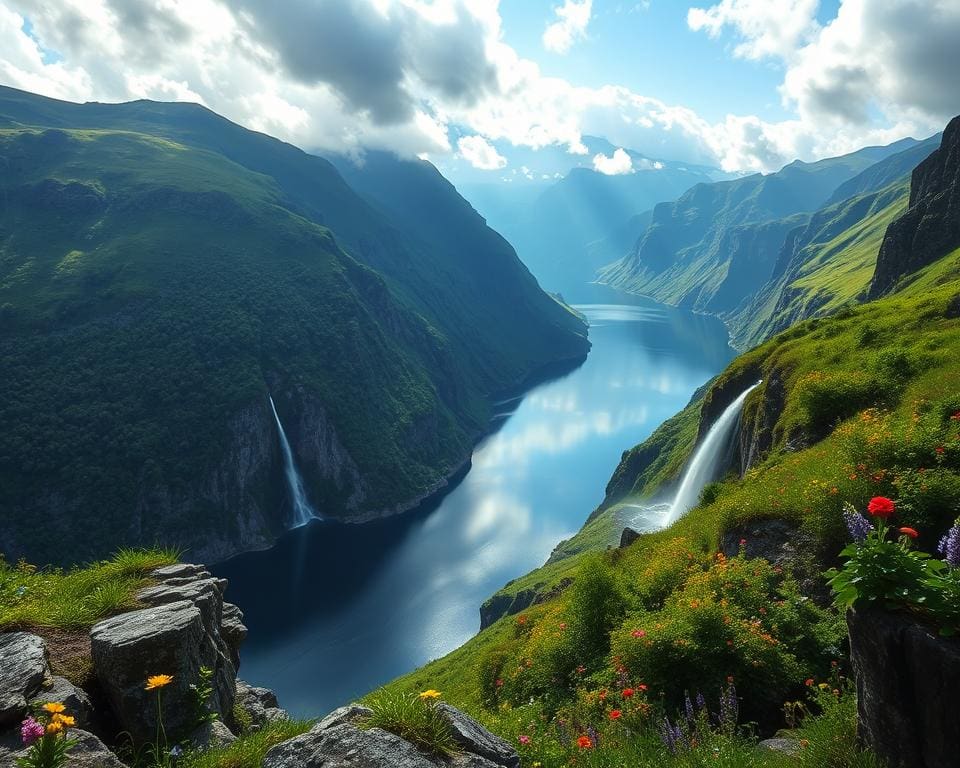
[41,702,66,714]
[418,690,442,701]
[53,714,75,727]
[145,674,174,690]
[45,721,64,735]
[818,683,830,691]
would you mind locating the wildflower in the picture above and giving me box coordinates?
[609,709,622,720]
[518,735,531,745]
[418,690,442,701]
[938,523,960,568]
[145,675,174,691]
[41,703,66,714]
[622,688,634,698]
[45,721,63,735]
[631,629,646,638]
[818,683,830,691]
[805,678,814,687]
[867,497,895,518]
[20,717,44,747]
[576,665,586,674]
[577,735,593,749]
[170,746,183,758]
[53,714,75,727]
[495,679,503,688]
[638,684,648,692]
[936,446,945,455]
[898,527,919,539]
[558,622,567,630]
[843,508,874,542]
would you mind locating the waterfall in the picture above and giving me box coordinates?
[268,396,317,528]
[664,381,762,525]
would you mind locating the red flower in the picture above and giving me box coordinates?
[899,527,919,539]
[577,735,593,749]
[936,446,945,455]
[867,496,895,518]
[631,629,646,638]
[621,688,634,698]
[805,678,814,687]
[609,709,622,720]
[638,684,648,692]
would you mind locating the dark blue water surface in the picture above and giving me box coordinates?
[214,286,734,716]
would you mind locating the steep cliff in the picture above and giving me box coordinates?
[870,115,960,297]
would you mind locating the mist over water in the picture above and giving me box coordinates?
[216,286,734,716]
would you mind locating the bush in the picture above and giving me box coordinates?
[362,689,458,757]
[794,371,889,433]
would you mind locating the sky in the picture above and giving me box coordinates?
[1,0,958,180]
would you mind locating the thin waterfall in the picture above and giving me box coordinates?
[664,381,762,525]
[268,396,317,528]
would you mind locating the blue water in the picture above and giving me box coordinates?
[214,286,734,716]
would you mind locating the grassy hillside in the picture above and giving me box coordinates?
[0,87,588,566]
[379,249,960,766]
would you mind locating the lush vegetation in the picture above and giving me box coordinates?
[0,548,176,631]
[0,86,587,566]
[176,720,313,768]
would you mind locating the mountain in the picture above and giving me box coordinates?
[460,138,726,294]
[600,138,923,320]
[870,115,960,297]
[0,86,588,566]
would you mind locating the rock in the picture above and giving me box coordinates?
[91,598,234,744]
[315,703,373,731]
[28,676,93,729]
[720,519,798,564]
[262,723,439,768]
[870,115,960,298]
[0,632,50,727]
[0,728,125,768]
[436,704,520,768]
[757,737,800,756]
[848,607,960,768]
[449,755,501,768]
[620,527,641,548]
[189,719,237,750]
[221,602,247,668]
[235,681,289,730]
[152,563,211,581]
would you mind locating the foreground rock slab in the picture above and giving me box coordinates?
[848,607,960,768]
[436,704,519,768]
[0,728,124,768]
[0,633,50,727]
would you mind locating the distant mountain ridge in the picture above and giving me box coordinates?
[0,85,588,565]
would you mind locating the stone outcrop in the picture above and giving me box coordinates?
[89,564,244,744]
[0,633,50,727]
[263,703,516,768]
[0,728,125,768]
[235,680,289,730]
[28,677,94,730]
[848,607,960,768]
[870,115,960,297]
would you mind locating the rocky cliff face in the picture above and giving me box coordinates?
[870,116,960,297]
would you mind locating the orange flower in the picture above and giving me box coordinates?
[52,714,75,727]
[899,527,919,539]
[577,735,593,749]
[41,703,66,714]
[145,674,174,690]
[45,721,63,735]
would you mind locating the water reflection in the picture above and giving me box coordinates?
[215,287,733,716]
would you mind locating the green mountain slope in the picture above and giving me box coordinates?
[0,88,588,565]
[599,138,922,319]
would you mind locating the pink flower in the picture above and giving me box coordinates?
[518,735,531,745]
[631,629,646,638]
[21,717,44,747]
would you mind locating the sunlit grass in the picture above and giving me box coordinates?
[0,547,178,630]
[177,720,314,768]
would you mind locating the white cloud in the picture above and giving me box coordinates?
[592,147,633,174]
[687,0,820,60]
[542,0,592,54]
[0,0,957,178]
[456,134,506,170]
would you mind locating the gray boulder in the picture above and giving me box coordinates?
[263,724,441,768]
[91,599,233,744]
[235,681,289,730]
[757,737,800,756]
[221,603,247,668]
[848,606,960,768]
[315,703,373,732]
[0,632,50,727]
[152,564,211,581]
[28,676,94,729]
[436,705,519,768]
[188,719,238,750]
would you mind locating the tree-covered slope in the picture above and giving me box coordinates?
[0,88,589,566]
[600,138,922,319]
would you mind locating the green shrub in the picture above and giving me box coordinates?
[794,371,889,433]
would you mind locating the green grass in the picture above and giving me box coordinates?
[361,689,459,757]
[0,547,177,630]
[177,720,314,768]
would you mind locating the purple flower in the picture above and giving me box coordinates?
[20,717,44,747]
[658,717,676,754]
[938,524,960,568]
[695,692,707,712]
[843,509,874,543]
[684,692,695,725]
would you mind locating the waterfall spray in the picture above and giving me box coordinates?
[269,396,317,528]
[664,381,762,525]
